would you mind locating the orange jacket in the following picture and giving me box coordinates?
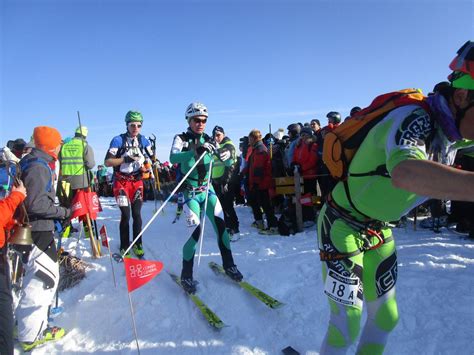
[0,191,26,248]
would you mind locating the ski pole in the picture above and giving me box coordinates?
[196,158,213,267]
[122,151,207,257]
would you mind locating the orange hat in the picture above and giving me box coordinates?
[33,126,62,159]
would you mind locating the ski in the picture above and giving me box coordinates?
[208,262,284,309]
[282,346,300,355]
[168,272,226,330]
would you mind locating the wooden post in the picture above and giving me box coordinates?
[86,213,100,258]
[294,166,303,233]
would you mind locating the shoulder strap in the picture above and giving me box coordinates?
[20,157,53,192]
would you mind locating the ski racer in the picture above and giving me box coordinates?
[317,41,474,355]
[104,111,155,258]
[170,102,243,294]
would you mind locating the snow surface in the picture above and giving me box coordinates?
[19,197,474,354]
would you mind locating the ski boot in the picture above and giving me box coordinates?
[132,244,145,258]
[224,265,243,282]
[180,277,198,294]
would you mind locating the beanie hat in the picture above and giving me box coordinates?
[212,125,225,136]
[33,126,62,159]
[75,126,88,137]
[300,127,313,136]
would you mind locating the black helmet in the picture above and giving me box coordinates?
[326,111,341,124]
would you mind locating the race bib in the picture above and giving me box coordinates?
[324,269,362,308]
[185,212,199,228]
[116,195,129,207]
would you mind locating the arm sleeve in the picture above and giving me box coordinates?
[170,135,194,164]
[385,107,432,174]
[84,144,95,170]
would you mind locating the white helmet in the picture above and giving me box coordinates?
[185,102,208,121]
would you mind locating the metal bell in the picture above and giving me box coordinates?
[10,224,33,246]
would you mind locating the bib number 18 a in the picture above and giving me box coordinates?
[324,269,361,307]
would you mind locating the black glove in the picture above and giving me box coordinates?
[63,207,72,220]
[196,142,217,156]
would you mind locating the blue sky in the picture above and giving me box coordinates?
[1,0,472,163]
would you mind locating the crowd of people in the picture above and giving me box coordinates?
[0,40,473,354]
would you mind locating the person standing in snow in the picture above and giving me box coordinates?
[16,126,70,351]
[211,125,240,236]
[317,41,474,354]
[243,129,278,234]
[57,126,95,237]
[170,102,243,294]
[104,111,155,258]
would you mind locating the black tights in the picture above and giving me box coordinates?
[119,200,143,249]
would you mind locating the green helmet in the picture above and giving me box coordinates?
[125,110,143,123]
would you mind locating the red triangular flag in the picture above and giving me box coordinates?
[99,225,109,248]
[124,258,164,293]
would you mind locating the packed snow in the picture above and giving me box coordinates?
[17,197,474,354]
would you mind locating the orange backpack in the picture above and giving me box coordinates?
[323,89,430,181]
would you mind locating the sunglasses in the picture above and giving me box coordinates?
[129,123,142,128]
[193,118,207,124]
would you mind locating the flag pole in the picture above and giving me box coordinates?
[196,158,213,267]
[100,225,117,287]
[127,292,141,354]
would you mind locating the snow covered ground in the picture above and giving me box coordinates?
[18,197,474,354]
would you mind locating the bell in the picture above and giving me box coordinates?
[10,224,34,246]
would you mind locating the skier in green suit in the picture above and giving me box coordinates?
[170,102,243,294]
[317,41,474,354]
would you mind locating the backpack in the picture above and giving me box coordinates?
[116,133,148,158]
[0,160,19,199]
[323,89,430,181]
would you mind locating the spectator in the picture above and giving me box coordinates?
[318,111,342,202]
[292,127,318,224]
[244,129,278,234]
[16,126,69,351]
[211,125,240,236]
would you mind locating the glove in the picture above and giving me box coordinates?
[196,142,217,156]
[219,149,231,162]
[63,207,72,220]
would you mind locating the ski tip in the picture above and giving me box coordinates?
[281,346,300,355]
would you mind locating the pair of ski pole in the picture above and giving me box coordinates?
[121,151,211,258]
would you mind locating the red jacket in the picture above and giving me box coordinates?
[244,141,273,190]
[292,138,318,177]
[0,191,26,248]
